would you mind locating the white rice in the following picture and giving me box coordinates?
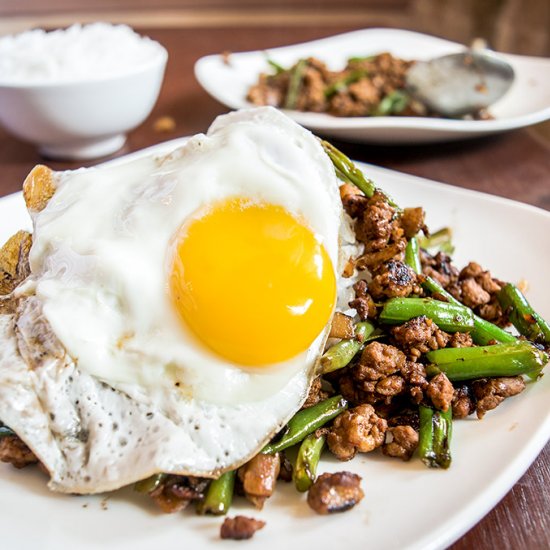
[0,23,165,84]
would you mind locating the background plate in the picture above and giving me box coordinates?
[1,140,549,549]
[194,28,550,144]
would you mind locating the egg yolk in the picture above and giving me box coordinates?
[169,198,336,366]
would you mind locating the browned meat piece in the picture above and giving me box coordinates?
[238,453,280,509]
[375,375,406,397]
[307,471,364,514]
[448,331,474,348]
[247,73,288,107]
[400,207,426,239]
[452,384,476,419]
[382,425,419,461]
[400,361,429,403]
[348,280,377,320]
[327,404,387,460]
[329,312,355,339]
[278,452,293,482]
[391,316,450,360]
[477,300,507,326]
[0,230,33,295]
[420,251,459,289]
[472,376,526,419]
[355,191,396,252]
[355,341,406,382]
[388,409,420,431]
[348,79,380,106]
[368,260,422,301]
[426,373,454,412]
[150,475,208,513]
[459,278,491,308]
[0,435,38,469]
[356,240,407,271]
[302,376,330,409]
[220,516,266,540]
[339,183,368,218]
[449,262,508,325]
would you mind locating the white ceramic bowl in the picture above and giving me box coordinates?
[0,46,168,159]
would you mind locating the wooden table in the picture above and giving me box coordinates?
[0,25,549,550]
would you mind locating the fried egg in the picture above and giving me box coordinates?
[0,107,355,493]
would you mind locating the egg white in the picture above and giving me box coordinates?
[0,107,349,493]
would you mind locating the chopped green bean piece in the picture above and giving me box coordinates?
[405,237,422,275]
[197,470,236,515]
[293,433,326,492]
[134,473,167,494]
[320,321,378,373]
[498,283,550,345]
[263,396,347,454]
[426,341,548,381]
[284,59,307,110]
[379,297,474,332]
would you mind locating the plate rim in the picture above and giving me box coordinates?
[1,138,549,550]
[194,27,550,134]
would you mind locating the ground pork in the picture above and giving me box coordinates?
[307,471,364,514]
[391,316,450,360]
[220,516,265,540]
[0,435,38,469]
[382,425,419,460]
[472,376,526,419]
[368,260,422,301]
[327,404,387,460]
[426,373,455,412]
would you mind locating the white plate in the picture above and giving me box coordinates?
[194,28,550,144]
[1,139,549,550]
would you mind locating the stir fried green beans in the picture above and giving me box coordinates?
[320,321,378,373]
[267,58,286,75]
[284,59,307,110]
[421,275,516,345]
[405,237,422,275]
[373,90,409,116]
[320,140,377,198]
[379,297,474,332]
[133,473,167,494]
[293,433,326,492]
[426,341,548,381]
[418,405,452,469]
[417,227,455,255]
[498,283,550,345]
[197,470,236,515]
[325,70,368,98]
[263,396,347,454]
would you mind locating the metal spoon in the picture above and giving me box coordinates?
[405,50,515,118]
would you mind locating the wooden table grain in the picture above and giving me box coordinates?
[0,25,548,550]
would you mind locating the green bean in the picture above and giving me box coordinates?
[320,140,400,209]
[498,283,550,345]
[197,470,236,515]
[266,58,286,75]
[405,237,422,275]
[133,473,167,494]
[373,90,409,116]
[417,227,455,255]
[418,405,452,469]
[293,433,326,492]
[379,297,474,332]
[263,396,347,454]
[421,275,516,345]
[324,69,368,98]
[425,341,548,381]
[320,321,378,373]
[284,59,307,110]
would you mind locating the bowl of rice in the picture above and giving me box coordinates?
[0,23,168,160]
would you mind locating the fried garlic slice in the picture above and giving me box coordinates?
[0,230,32,295]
